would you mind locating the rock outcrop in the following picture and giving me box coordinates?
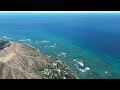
[0,40,11,50]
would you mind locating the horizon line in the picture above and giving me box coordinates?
[0,11,120,14]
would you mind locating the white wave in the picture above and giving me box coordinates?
[73,59,77,62]
[19,39,31,42]
[61,51,67,57]
[56,51,67,57]
[72,59,84,67]
[72,58,90,72]
[105,71,108,74]
[79,67,90,72]
[61,52,67,55]
[2,36,12,40]
[27,39,31,41]
[40,40,50,43]
[78,61,84,67]
[43,43,56,48]
[57,51,67,57]
[79,68,85,72]
[86,67,90,70]
[49,43,56,48]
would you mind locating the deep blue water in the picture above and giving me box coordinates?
[0,12,120,78]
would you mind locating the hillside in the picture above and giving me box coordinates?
[0,40,77,79]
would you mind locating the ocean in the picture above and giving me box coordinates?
[0,12,120,79]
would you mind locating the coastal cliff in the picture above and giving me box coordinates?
[0,40,77,79]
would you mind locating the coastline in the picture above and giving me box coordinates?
[23,42,79,79]
[12,41,79,79]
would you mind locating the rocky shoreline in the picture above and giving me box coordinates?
[0,39,11,50]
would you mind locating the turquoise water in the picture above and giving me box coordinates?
[0,12,120,79]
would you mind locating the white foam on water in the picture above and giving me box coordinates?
[49,43,56,48]
[86,67,90,70]
[73,59,77,62]
[105,71,108,74]
[78,67,90,73]
[19,38,31,42]
[40,40,50,43]
[2,36,12,40]
[77,66,90,73]
[61,51,67,57]
[57,51,67,57]
[78,61,84,67]
[26,39,31,41]
[79,68,86,72]
[73,59,84,67]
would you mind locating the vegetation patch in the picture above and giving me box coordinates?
[35,58,77,79]
[22,44,40,57]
